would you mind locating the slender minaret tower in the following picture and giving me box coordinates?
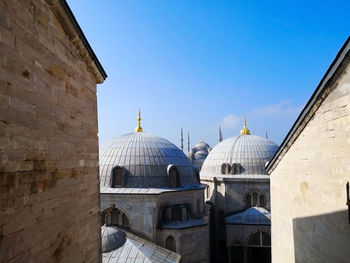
[218,125,223,143]
[134,108,143,132]
[187,132,190,153]
[180,127,184,151]
[265,131,268,139]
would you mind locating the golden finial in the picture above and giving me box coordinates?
[135,108,143,132]
[240,115,250,135]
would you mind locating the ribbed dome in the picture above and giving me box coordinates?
[201,134,278,176]
[99,132,199,188]
[101,225,126,253]
[194,140,210,151]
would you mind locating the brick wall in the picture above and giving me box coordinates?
[270,60,350,262]
[0,0,103,262]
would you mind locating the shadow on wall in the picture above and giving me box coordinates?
[293,210,350,263]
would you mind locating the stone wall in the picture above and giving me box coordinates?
[0,0,104,262]
[270,60,350,262]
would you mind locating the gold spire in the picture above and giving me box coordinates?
[135,108,143,132]
[240,115,251,135]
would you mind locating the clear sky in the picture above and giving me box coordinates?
[67,0,349,148]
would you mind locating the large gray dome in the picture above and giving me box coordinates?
[201,134,278,176]
[99,132,199,188]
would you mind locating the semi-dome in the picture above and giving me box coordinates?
[201,134,278,176]
[101,225,126,252]
[99,132,199,188]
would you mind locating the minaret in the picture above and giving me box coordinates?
[187,132,190,153]
[240,115,251,135]
[180,127,184,151]
[218,125,223,143]
[134,108,143,132]
[265,131,268,139]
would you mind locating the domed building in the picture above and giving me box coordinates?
[200,118,278,263]
[187,140,212,171]
[99,111,209,263]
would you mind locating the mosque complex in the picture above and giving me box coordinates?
[0,1,349,263]
[99,109,278,263]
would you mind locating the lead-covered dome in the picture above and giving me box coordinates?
[99,132,199,188]
[201,134,278,176]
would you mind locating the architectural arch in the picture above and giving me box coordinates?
[165,235,176,252]
[102,206,130,230]
[231,163,241,175]
[246,231,271,263]
[221,163,231,174]
[167,165,180,188]
[243,189,268,208]
[111,166,126,188]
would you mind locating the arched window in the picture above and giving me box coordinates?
[245,190,267,208]
[168,165,180,188]
[221,163,231,174]
[105,207,130,230]
[248,232,271,247]
[166,236,176,252]
[112,166,125,188]
[231,163,241,175]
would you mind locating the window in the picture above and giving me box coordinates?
[248,232,271,247]
[104,207,130,230]
[221,163,231,174]
[181,206,187,221]
[165,207,172,221]
[245,191,267,208]
[112,166,125,188]
[166,236,176,252]
[168,165,180,188]
[231,163,241,175]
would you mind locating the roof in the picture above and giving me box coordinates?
[46,0,107,83]
[102,227,181,263]
[101,225,126,253]
[266,37,350,173]
[226,207,271,225]
[100,184,206,195]
[99,132,199,188]
[200,135,278,177]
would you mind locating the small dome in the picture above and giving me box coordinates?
[201,134,278,176]
[194,140,210,151]
[101,225,126,253]
[99,132,199,188]
[226,207,271,225]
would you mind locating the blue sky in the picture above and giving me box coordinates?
[67,0,349,148]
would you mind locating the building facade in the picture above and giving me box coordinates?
[201,120,278,263]
[267,37,350,263]
[99,114,209,263]
[0,0,106,262]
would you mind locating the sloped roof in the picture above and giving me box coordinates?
[266,37,350,173]
[226,207,271,225]
[102,227,181,263]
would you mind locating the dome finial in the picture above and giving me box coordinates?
[240,115,250,135]
[135,108,143,132]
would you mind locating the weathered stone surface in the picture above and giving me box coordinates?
[270,54,350,263]
[0,0,104,262]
